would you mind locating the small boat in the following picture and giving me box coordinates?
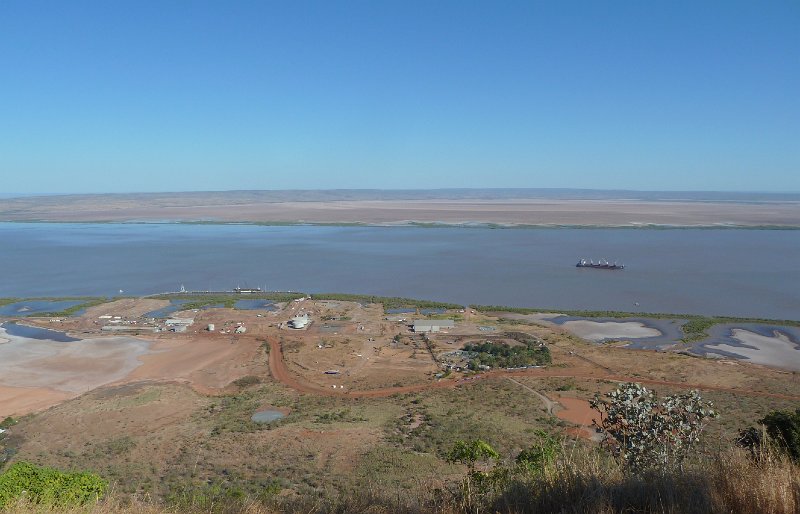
[576,259,624,270]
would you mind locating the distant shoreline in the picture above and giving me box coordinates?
[2,219,799,230]
[2,193,800,228]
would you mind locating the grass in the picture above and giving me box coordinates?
[2,447,798,513]
[0,297,109,317]
[311,293,464,311]
[149,293,306,310]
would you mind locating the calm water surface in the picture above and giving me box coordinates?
[0,223,798,319]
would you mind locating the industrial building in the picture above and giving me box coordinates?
[165,318,194,327]
[412,319,454,333]
[288,313,310,329]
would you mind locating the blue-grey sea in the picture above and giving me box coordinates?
[1,222,798,320]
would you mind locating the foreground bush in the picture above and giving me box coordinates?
[0,462,107,508]
[590,383,717,472]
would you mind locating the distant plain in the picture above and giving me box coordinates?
[2,189,799,227]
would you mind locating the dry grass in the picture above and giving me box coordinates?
[490,446,800,514]
[3,448,798,514]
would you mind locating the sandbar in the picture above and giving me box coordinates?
[560,320,662,342]
[705,329,800,371]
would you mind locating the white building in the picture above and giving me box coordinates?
[412,320,455,333]
[288,313,310,329]
[165,318,194,327]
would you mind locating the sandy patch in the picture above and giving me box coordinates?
[122,335,268,392]
[79,298,169,319]
[706,329,800,371]
[0,329,151,394]
[0,385,73,418]
[561,320,661,342]
[554,396,602,441]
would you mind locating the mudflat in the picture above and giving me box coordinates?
[2,191,799,226]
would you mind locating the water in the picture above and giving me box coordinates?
[0,300,86,316]
[0,321,80,342]
[251,409,286,423]
[0,222,798,319]
[234,299,277,311]
[143,300,192,318]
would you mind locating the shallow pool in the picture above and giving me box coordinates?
[251,409,286,423]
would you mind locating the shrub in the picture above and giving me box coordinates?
[590,383,718,473]
[0,461,108,507]
[515,430,562,476]
[754,408,800,463]
[232,375,262,388]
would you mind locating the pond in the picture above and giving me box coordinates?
[251,409,286,424]
[234,299,277,311]
[143,300,193,318]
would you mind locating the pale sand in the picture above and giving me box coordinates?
[706,329,800,371]
[0,326,151,417]
[2,197,799,226]
[0,385,73,418]
[123,336,266,393]
[0,330,151,394]
[561,320,661,342]
[0,325,265,417]
[79,298,169,319]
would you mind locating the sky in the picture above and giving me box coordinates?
[1,1,798,194]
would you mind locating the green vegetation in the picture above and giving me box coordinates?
[232,375,262,388]
[151,292,306,310]
[0,461,107,507]
[0,297,108,318]
[33,297,109,318]
[470,304,800,343]
[740,408,800,464]
[312,293,463,311]
[463,333,551,370]
[761,408,800,463]
[313,409,367,424]
[590,383,718,472]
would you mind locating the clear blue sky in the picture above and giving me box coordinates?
[1,1,798,193]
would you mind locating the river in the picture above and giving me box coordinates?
[0,222,798,319]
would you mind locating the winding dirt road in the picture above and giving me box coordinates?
[266,337,800,401]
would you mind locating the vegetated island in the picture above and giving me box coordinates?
[2,189,800,227]
[1,292,799,513]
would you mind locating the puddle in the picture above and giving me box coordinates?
[251,409,287,423]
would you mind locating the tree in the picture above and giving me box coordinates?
[590,383,717,473]
[515,430,561,476]
[446,440,500,512]
[759,408,800,462]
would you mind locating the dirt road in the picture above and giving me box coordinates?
[266,337,800,401]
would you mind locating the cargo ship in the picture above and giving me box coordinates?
[576,259,624,270]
